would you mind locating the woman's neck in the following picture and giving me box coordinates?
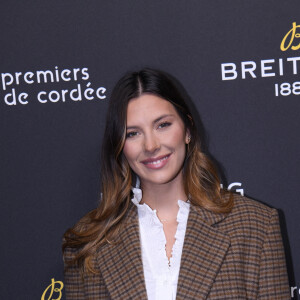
[140,172,187,218]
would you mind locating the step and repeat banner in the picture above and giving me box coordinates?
[1,1,299,299]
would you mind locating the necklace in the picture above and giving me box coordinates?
[156,198,189,223]
[157,214,177,223]
[159,218,173,223]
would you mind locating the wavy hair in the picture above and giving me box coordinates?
[63,68,233,274]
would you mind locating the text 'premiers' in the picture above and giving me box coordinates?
[220,22,300,97]
[1,66,107,106]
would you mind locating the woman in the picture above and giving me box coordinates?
[63,68,290,299]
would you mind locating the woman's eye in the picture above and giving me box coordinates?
[158,122,171,129]
[126,131,138,138]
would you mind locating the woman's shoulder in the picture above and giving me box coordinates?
[231,192,277,214]
[222,192,280,228]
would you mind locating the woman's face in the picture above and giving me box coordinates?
[123,94,189,188]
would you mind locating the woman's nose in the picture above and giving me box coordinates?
[144,133,160,153]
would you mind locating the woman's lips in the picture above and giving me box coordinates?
[141,153,172,169]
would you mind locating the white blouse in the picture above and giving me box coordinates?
[131,187,190,300]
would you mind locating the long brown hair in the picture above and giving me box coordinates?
[63,68,233,274]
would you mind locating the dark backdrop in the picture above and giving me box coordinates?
[1,1,299,299]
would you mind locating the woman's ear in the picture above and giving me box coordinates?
[185,129,191,144]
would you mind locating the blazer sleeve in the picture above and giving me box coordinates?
[63,245,111,300]
[258,209,290,299]
[63,246,85,299]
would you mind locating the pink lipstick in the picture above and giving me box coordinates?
[141,153,172,169]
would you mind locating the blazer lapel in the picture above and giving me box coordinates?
[96,202,148,299]
[176,204,231,300]
[95,200,230,299]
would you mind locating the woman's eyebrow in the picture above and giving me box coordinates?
[126,125,139,130]
[126,114,174,130]
[153,114,174,124]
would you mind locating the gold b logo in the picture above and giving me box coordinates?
[281,22,300,51]
[41,278,64,300]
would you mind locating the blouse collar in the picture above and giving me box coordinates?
[131,177,190,211]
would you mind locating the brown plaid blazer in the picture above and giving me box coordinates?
[63,194,290,299]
